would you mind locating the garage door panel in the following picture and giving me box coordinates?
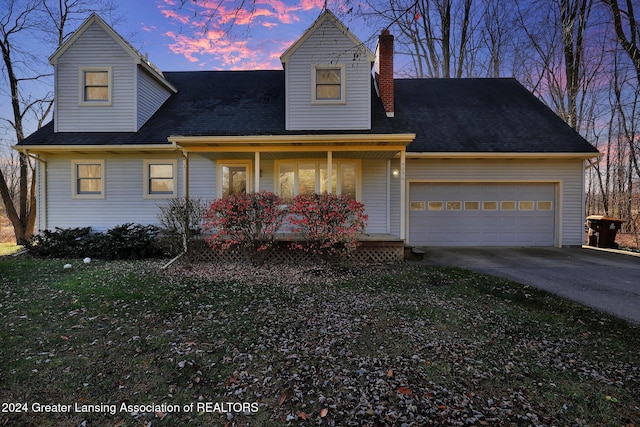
[409,183,555,246]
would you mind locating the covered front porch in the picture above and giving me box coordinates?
[170,133,415,241]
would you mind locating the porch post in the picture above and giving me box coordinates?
[254,151,260,192]
[400,149,406,240]
[327,150,333,194]
[182,151,190,200]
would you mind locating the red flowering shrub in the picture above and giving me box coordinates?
[203,192,286,265]
[288,193,367,264]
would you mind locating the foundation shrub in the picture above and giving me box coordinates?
[204,192,286,265]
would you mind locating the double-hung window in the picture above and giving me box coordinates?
[312,65,345,103]
[80,67,112,105]
[72,160,104,199]
[145,160,177,198]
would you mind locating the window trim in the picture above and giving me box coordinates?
[428,201,444,211]
[537,201,553,211]
[144,159,178,199]
[482,201,498,211]
[446,201,462,211]
[519,201,535,211]
[71,159,105,199]
[274,159,361,201]
[311,64,346,104]
[79,66,112,106]
[464,201,480,211]
[218,161,252,197]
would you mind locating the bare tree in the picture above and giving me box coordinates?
[362,0,479,78]
[0,0,43,243]
[481,0,517,77]
[600,0,640,240]
[0,0,118,243]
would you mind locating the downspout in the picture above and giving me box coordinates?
[162,148,190,269]
[399,149,406,240]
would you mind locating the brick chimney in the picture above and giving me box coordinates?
[375,29,394,117]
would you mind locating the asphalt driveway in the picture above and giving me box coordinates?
[418,247,640,325]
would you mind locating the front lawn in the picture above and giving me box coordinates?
[1,258,638,426]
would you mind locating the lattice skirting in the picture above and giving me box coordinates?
[188,239,404,265]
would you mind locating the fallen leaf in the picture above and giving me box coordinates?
[397,387,412,396]
[320,408,328,418]
[299,411,307,420]
[225,375,239,386]
[60,335,70,341]
[279,393,286,406]
[387,369,393,377]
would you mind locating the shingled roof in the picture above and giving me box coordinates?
[18,71,598,155]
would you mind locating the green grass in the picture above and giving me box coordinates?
[0,258,638,426]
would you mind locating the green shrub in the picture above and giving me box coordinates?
[98,223,164,260]
[26,224,164,260]
[26,227,92,258]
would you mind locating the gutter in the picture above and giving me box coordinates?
[402,152,602,160]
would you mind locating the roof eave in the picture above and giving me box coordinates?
[14,143,177,155]
[403,151,602,160]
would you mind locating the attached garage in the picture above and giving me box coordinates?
[409,183,556,246]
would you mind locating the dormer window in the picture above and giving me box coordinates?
[312,65,345,104]
[80,67,112,105]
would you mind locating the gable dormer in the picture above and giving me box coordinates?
[280,10,374,131]
[49,13,176,133]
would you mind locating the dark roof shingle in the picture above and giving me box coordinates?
[18,72,598,155]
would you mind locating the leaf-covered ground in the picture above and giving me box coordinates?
[1,257,639,426]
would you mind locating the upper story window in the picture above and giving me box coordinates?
[312,65,345,104]
[72,159,104,199]
[80,67,112,105]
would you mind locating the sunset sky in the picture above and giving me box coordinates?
[118,0,371,72]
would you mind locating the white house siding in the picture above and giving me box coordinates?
[44,155,182,232]
[187,155,216,202]
[285,19,371,130]
[361,159,388,233]
[259,159,275,193]
[55,21,136,132]
[137,68,172,130]
[390,158,587,247]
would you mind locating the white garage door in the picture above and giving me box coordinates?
[409,183,555,246]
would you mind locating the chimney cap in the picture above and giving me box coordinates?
[381,28,390,36]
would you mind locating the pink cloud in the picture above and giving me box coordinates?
[160,8,190,25]
[141,23,157,33]
[157,0,337,69]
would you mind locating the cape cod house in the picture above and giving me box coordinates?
[16,10,600,250]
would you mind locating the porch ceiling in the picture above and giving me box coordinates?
[170,133,415,160]
[196,150,400,160]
